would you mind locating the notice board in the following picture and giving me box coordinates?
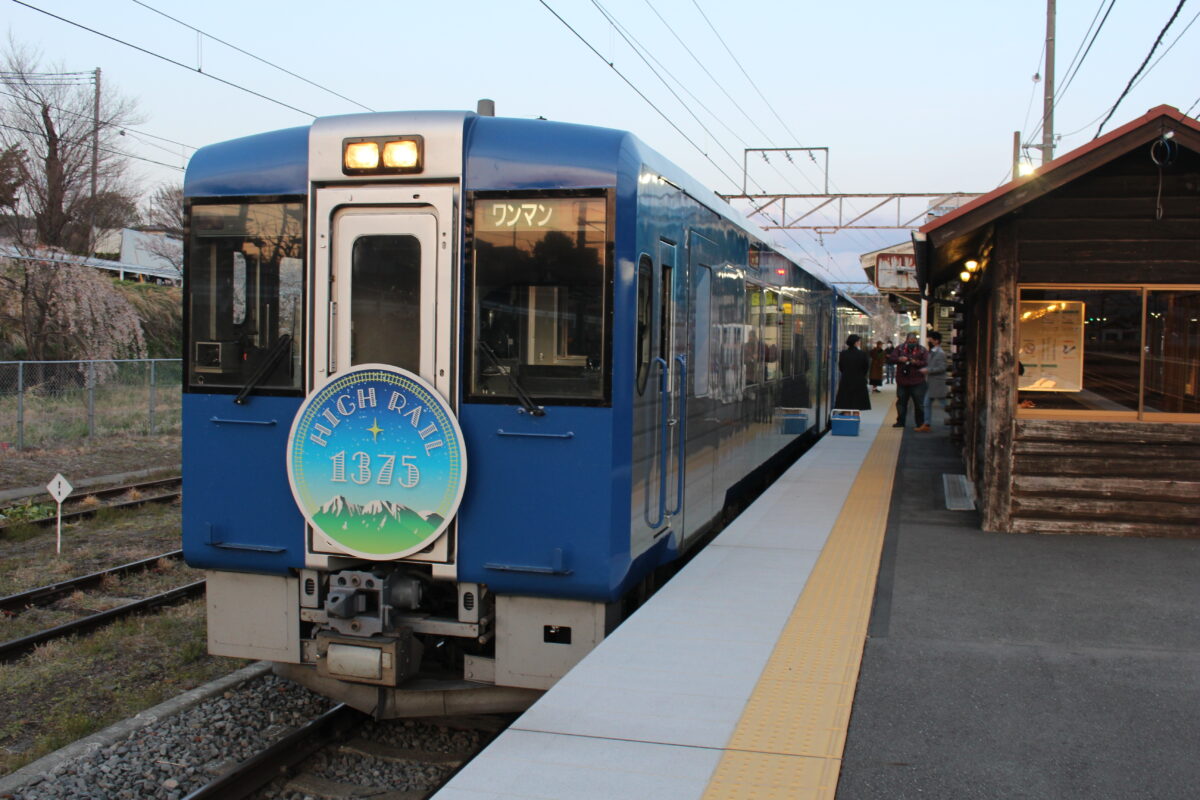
[1018,301,1084,392]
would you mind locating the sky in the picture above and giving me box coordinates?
[3,0,1197,284]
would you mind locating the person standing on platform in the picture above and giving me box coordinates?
[917,331,947,432]
[834,334,871,411]
[888,332,928,429]
[883,340,896,384]
[868,341,886,393]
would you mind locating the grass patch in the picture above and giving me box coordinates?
[0,598,247,776]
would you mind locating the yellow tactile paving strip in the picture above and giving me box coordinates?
[702,421,903,800]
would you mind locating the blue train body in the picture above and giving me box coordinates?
[182,110,868,714]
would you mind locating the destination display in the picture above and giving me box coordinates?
[475,197,602,233]
[1018,300,1084,392]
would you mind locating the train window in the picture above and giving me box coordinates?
[470,194,608,402]
[350,235,421,371]
[186,202,304,394]
[763,289,780,382]
[745,284,763,386]
[636,255,653,394]
[693,266,712,396]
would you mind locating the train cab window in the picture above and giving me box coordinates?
[187,201,304,393]
[470,194,609,403]
[350,235,420,371]
[636,255,653,394]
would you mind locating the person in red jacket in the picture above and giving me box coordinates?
[887,331,929,430]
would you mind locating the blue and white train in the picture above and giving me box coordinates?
[182,107,870,716]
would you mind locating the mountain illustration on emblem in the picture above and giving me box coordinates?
[314,495,441,540]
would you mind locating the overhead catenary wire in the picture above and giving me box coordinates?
[1094,0,1189,138]
[128,0,374,112]
[538,0,743,191]
[9,0,317,118]
[650,2,891,258]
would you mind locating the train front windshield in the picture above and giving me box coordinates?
[470,195,608,403]
[186,202,305,393]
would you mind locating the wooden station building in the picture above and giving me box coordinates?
[914,105,1200,537]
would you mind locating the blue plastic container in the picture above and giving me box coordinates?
[831,410,860,436]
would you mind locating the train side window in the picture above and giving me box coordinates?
[693,265,712,396]
[636,255,653,394]
[744,283,763,386]
[470,194,609,403]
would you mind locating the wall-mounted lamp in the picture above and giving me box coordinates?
[960,270,972,282]
[965,259,980,272]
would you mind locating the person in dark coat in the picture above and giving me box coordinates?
[834,334,871,410]
[868,341,886,392]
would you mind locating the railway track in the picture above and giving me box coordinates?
[0,476,182,529]
[185,707,507,800]
[0,550,203,663]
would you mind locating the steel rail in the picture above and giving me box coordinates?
[182,703,364,800]
[1,481,183,530]
[0,580,206,663]
[0,476,181,514]
[0,549,184,614]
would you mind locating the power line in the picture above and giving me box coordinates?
[0,88,197,151]
[1188,95,1200,116]
[689,0,805,146]
[128,0,374,112]
[1095,0,1189,137]
[538,0,743,191]
[1028,0,1116,146]
[10,0,316,118]
[589,0,753,185]
[0,121,185,170]
[642,0,780,148]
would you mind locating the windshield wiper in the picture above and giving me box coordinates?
[478,341,545,417]
[234,334,293,405]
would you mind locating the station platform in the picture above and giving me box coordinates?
[436,387,1200,799]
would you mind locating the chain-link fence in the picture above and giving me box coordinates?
[0,359,182,451]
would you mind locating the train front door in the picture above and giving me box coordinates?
[311,186,457,562]
[313,186,455,400]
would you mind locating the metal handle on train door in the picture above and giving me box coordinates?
[666,354,686,517]
[644,357,669,530]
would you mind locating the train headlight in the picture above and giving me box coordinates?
[382,139,420,169]
[342,136,424,175]
[343,141,380,171]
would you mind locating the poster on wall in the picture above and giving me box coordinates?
[1018,301,1084,392]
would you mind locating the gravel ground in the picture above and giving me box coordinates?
[10,674,334,800]
[259,719,488,800]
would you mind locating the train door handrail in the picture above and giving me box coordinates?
[644,357,669,530]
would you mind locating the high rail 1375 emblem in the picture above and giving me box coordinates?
[287,365,466,559]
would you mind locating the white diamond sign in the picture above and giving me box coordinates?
[46,473,72,554]
[47,473,72,503]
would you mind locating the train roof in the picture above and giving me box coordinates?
[184,112,835,292]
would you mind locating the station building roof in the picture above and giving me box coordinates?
[915,104,1200,289]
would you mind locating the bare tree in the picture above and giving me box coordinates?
[142,182,183,236]
[0,38,142,254]
[138,182,184,273]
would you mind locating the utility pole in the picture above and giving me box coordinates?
[1042,0,1055,165]
[1013,131,1021,180]
[90,66,99,201]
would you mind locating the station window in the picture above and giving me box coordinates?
[186,201,304,394]
[1018,285,1200,420]
[469,193,609,403]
